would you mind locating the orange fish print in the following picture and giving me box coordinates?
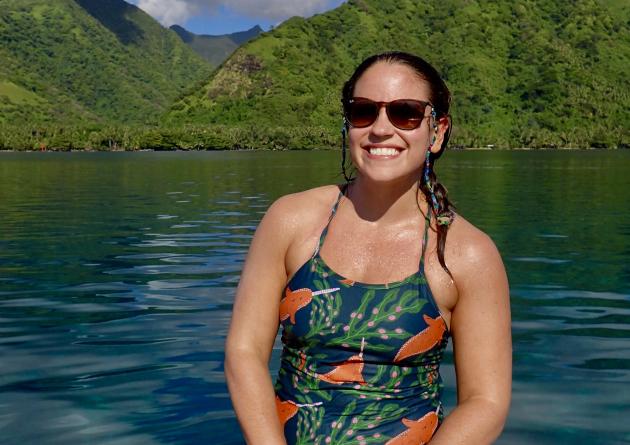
[279,287,339,324]
[340,278,355,286]
[385,410,439,445]
[275,396,299,427]
[393,314,446,363]
[318,338,366,385]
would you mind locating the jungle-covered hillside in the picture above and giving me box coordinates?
[0,0,211,126]
[168,0,630,149]
[1,0,628,150]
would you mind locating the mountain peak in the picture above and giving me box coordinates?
[169,24,263,66]
[0,0,210,125]
[169,24,193,43]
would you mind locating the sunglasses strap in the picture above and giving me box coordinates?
[424,109,452,226]
[341,118,352,182]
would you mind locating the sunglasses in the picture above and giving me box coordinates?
[343,97,433,130]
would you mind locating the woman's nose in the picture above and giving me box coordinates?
[370,105,395,136]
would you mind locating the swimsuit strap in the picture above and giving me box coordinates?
[313,185,347,258]
[420,207,432,267]
[314,185,432,266]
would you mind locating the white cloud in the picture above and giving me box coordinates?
[132,0,341,26]
[135,0,199,26]
[227,0,335,20]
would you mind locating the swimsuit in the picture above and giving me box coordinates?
[275,186,450,445]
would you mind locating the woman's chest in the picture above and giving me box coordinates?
[319,225,424,285]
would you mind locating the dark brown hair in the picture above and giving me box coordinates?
[342,51,455,274]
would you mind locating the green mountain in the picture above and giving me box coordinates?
[170,24,262,66]
[0,0,211,126]
[167,0,630,148]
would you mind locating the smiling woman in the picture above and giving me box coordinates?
[225,51,512,445]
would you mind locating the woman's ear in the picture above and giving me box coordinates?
[431,116,451,154]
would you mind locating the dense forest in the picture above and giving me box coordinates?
[0,0,211,126]
[0,0,628,150]
[168,0,630,149]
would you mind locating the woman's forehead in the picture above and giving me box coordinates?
[353,62,430,100]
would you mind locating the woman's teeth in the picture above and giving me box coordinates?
[369,147,399,156]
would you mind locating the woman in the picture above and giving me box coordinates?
[225,51,512,444]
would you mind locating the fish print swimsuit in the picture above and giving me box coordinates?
[275,186,450,445]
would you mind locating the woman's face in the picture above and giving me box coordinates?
[348,61,441,185]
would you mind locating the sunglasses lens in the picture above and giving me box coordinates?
[347,100,378,128]
[345,98,428,130]
[388,100,424,130]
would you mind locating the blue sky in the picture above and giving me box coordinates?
[127,0,346,35]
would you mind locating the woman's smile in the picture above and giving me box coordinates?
[363,144,404,159]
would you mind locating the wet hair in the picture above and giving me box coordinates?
[341,51,455,275]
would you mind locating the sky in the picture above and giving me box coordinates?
[127,0,346,35]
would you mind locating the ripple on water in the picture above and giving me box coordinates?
[511,256,572,264]
[537,233,569,239]
[510,285,630,435]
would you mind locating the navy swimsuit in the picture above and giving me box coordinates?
[274,186,450,445]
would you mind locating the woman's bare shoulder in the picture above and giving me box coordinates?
[266,184,342,217]
[445,213,504,276]
[261,185,343,236]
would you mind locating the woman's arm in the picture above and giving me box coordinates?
[224,196,298,445]
[430,229,512,445]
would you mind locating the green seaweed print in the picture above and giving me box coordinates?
[329,288,426,351]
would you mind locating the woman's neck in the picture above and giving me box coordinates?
[347,175,425,224]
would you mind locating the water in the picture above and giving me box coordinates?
[0,150,628,444]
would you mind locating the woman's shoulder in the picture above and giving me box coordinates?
[267,184,342,216]
[445,213,504,275]
[261,184,343,234]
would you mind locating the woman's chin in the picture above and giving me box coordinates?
[354,168,421,186]
[351,151,423,184]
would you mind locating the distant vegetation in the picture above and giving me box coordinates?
[0,0,211,126]
[167,0,630,149]
[170,24,262,66]
[0,0,628,150]
[0,123,336,151]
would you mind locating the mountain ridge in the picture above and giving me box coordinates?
[170,24,262,66]
[0,0,211,125]
[1,0,628,149]
[166,0,630,148]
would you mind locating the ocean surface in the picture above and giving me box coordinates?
[0,150,628,444]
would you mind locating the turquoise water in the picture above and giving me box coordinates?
[0,150,628,444]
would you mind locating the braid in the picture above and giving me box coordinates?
[419,157,455,276]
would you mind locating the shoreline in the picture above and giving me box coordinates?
[2,125,625,151]
[0,146,624,153]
